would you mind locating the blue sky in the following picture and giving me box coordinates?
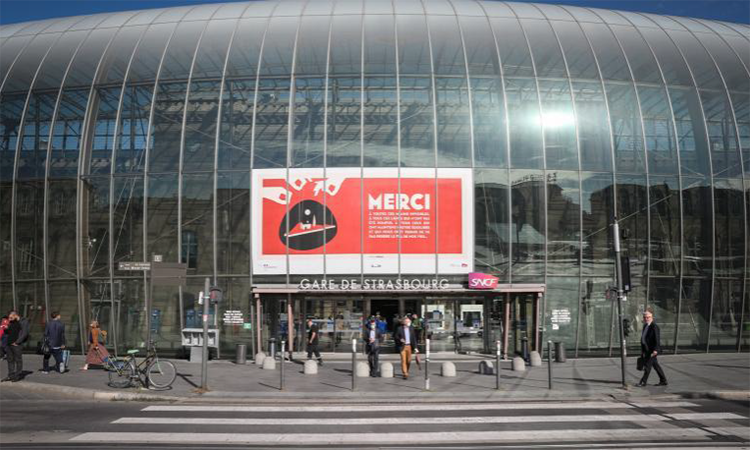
[0,0,748,25]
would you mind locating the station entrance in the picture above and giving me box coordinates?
[251,284,545,358]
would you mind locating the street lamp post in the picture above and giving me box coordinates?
[613,218,628,388]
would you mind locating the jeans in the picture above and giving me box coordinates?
[43,348,64,372]
[307,343,321,360]
[6,345,23,379]
[366,344,380,376]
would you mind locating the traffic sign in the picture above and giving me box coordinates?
[118,262,151,271]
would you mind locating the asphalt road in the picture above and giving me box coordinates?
[1,388,748,449]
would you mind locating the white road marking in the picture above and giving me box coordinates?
[665,412,747,421]
[69,428,721,444]
[704,427,750,439]
[113,414,669,425]
[143,401,697,413]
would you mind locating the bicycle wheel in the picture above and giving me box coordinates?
[146,358,177,389]
[108,359,134,388]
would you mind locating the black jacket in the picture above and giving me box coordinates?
[45,319,66,348]
[640,321,662,355]
[362,327,383,350]
[393,325,417,352]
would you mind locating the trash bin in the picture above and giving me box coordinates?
[554,342,566,363]
[236,344,247,365]
[269,338,276,359]
[521,336,529,362]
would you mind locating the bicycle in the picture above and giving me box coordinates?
[106,341,177,390]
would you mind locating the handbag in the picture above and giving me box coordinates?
[636,356,645,371]
[37,338,50,356]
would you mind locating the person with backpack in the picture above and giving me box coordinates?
[0,316,9,361]
[2,310,30,382]
[42,312,66,374]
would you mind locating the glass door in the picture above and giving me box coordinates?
[423,298,455,353]
[511,293,535,358]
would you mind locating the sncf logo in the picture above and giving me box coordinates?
[468,272,499,290]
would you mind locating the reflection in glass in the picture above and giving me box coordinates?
[616,174,648,276]
[363,77,397,167]
[547,171,580,275]
[399,77,434,167]
[669,87,711,177]
[112,176,144,264]
[573,81,612,172]
[678,277,711,352]
[581,172,614,276]
[471,78,506,168]
[538,80,577,170]
[88,87,121,175]
[327,77,361,167]
[647,277,678,352]
[649,176,681,276]
[217,172,250,275]
[710,279,743,350]
[638,85,678,175]
[506,78,543,169]
[700,89,742,178]
[147,173,179,262]
[253,78,291,169]
[606,82,646,173]
[148,82,188,173]
[115,85,152,173]
[474,169,509,279]
[713,178,745,277]
[490,18,534,78]
[511,170,545,276]
[291,77,325,168]
[681,177,712,276]
[81,176,110,277]
[435,77,471,167]
[181,173,213,274]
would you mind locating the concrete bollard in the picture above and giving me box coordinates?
[380,362,394,378]
[478,360,495,375]
[262,356,276,370]
[254,352,266,366]
[512,356,526,372]
[441,361,457,377]
[529,351,542,367]
[356,361,370,377]
[303,359,318,375]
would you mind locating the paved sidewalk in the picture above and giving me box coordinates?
[1,351,747,402]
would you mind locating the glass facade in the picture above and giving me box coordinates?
[0,0,748,356]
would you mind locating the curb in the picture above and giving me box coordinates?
[6,381,177,402]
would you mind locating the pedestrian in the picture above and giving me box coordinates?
[306,318,322,365]
[42,312,66,374]
[637,308,668,387]
[82,320,109,370]
[2,311,30,382]
[363,318,383,377]
[394,316,418,380]
[0,316,9,360]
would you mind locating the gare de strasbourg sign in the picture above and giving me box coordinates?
[297,272,499,291]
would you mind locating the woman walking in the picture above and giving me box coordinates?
[82,320,109,370]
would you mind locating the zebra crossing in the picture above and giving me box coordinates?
[70,399,750,447]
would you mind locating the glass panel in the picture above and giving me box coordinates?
[258,16,298,77]
[428,15,465,76]
[506,78,543,169]
[538,80,577,170]
[82,176,110,278]
[362,77,397,167]
[423,298,455,353]
[471,77,506,168]
[114,278,146,351]
[397,15,430,76]
[252,77,290,169]
[710,279,743,351]
[457,298,485,353]
[217,172,250,275]
[697,32,750,94]
[572,81,612,172]
[731,91,749,176]
[544,276,579,350]
[294,15,330,76]
[148,81,188,173]
[581,172,614,276]
[112,176,144,264]
[127,23,175,83]
[577,278,614,355]
[217,17,267,168]
[647,277,678,352]
[677,277,711,352]
[579,23,630,82]
[638,85,678,175]
[399,77,434,167]
[547,170,580,275]
[510,169,545,276]
[520,19,567,79]
[17,92,56,180]
[460,16,500,77]
[714,179,745,277]
[606,82,646,173]
[668,29,723,90]
[63,28,114,90]
[0,184,12,281]
[435,77,471,168]
[114,85,152,173]
[0,93,26,181]
[49,88,87,178]
[327,76,361,167]
[648,175,681,276]
[15,181,45,279]
[215,278,252,354]
[610,24,662,85]
[290,77,325,168]
[2,33,58,94]
[700,89,742,178]
[150,283,181,350]
[474,169,509,280]
[616,174,648,276]
[183,79,222,172]
[181,173,213,274]
[490,18,534,78]
[147,173,179,262]
[47,179,78,278]
[157,21,205,83]
[48,281,81,350]
[638,27,693,87]
[33,30,88,91]
[364,15,396,75]
[669,87,710,177]
[551,21,599,80]
[15,282,47,350]
[681,177,712,277]
[87,87,121,175]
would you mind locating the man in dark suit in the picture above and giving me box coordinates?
[637,308,668,387]
[363,318,383,377]
[394,317,418,380]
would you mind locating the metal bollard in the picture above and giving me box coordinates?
[269,338,276,359]
[236,344,247,365]
[555,341,566,363]
[547,340,553,390]
[280,340,285,391]
[424,339,430,391]
[496,340,501,390]
[351,339,357,391]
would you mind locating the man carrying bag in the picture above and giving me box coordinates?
[637,308,668,387]
[42,312,66,374]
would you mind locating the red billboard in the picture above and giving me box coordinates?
[251,168,473,274]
